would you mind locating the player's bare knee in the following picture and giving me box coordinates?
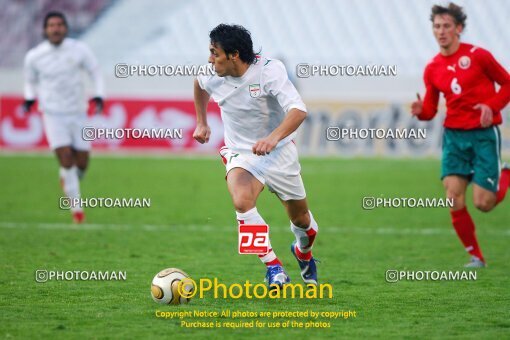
[232,197,255,213]
[445,190,465,210]
[74,151,89,170]
[474,197,495,213]
[75,156,88,169]
[291,211,311,229]
[474,201,492,212]
[56,149,74,168]
[76,162,88,172]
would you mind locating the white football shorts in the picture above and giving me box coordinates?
[42,113,91,151]
[219,142,306,201]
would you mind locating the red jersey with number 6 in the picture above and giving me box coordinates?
[418,43,510,129]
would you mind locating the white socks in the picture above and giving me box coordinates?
[290,210,319,259]
[236,207,279,265]
[77,168,86,180]
[235,207,319,264]
[59,166,82,212]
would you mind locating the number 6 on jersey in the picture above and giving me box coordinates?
[451,77,462,94]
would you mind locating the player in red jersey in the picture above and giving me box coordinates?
[411,3,510,267]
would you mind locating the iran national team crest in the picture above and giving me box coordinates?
[249,84,261,98]
[458,56,471,69]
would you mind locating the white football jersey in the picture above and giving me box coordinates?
[24,38,104,115]
[197,57,306,152]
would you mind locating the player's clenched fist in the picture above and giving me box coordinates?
[193,124,211,144]
[411,93,423,116]
[252,135,279,156]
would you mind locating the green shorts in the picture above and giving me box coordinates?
[441,127,502,192]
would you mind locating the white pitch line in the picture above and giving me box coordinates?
[0,151,217,160]
[1,221,509,236]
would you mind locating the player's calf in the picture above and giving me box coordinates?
[450,207,485,265]
[236,207,288,288]
[55,146,74,168]
[74,150,89,180]
[496,164,510,204]
[290,210,319,285]
[237,207,283,266]
[59,166,81,201]
[59,165,84,222]
[290,210,318,261]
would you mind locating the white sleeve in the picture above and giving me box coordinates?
[23,52,37,100]
[197,72,213,94]
[263,60,306,113]
[80,43,104,97]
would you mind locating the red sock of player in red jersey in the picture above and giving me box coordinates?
[236,207,282,267]
[450,207,484,262]
[496,168,510,204]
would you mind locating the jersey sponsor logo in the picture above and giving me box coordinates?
[458,56,471,70]
[238,224,269,254]
[249,83,261,98]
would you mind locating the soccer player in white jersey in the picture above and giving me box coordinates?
[194,24,319,289]
[23,12,104,223]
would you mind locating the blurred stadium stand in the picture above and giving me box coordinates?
[0,0,508,100]
[0,0,509,155]
[0,0,114,67]
[82,0,510,75]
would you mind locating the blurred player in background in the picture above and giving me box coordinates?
[411,3,510,267]
[193,24,319,288]
[23,11,104,223]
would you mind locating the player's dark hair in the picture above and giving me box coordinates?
[209,24,256,64]
[430,2,467,28]
[43,11,68,29]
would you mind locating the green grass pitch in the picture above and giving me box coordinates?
[0,154,509,339]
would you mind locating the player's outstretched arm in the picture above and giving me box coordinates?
[193,79,211,144]
[252,108,306,156]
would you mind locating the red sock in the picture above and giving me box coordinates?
[264,258,282,266]
[294,243,313,261]
[450,207,484,262]
[496,169,510,204]
[258,249,282,266]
